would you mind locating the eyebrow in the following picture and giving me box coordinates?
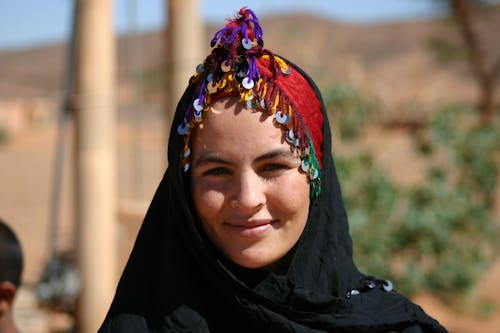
[254,149,296,162]
[193,149,296,168]
[193,155,233,168]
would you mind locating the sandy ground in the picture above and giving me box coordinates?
[2,124,499,333]
[1,123,163,332]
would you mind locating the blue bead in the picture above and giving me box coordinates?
[285,130,300,147]
[196,64,205,73]
[242,37,252,50]
[301,160,310,172]
[275,111,290,125]
[242,77,254,89]
[193,98,203,112]
[237,67,249,77]
[221,60,231,72]
[194,110,202,122]
[383,280,393,292]
[177,122,188,135]
[365,280,377,289]
[260,99,266,110]
[206,81,218,94]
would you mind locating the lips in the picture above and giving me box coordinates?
[223,220,277,238]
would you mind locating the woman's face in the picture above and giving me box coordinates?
[190,97,310,269]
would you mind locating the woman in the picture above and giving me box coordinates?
[100,8,447,332]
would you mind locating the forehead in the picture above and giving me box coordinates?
[190,96,286,153]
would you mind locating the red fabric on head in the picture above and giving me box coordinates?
[256,58,324,167]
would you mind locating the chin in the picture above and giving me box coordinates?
[227,247,282,269]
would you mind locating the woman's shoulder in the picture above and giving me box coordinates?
[99,306,211,333]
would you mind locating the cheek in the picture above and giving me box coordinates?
[192,185,226,221]
[269,175,310,218]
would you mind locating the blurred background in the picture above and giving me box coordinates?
[0,1,499,332]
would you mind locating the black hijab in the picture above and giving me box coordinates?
[99,10,447,333]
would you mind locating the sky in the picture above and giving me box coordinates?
[0,0,445,51]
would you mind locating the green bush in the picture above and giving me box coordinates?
[426,36,466,64]
[335,103,499,303]
[323,84,377,140]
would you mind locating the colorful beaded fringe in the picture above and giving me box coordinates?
[177,7,321,199]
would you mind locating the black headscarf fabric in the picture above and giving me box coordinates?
[99,58,447,333]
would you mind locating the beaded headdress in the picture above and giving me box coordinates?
[177,7,323,199]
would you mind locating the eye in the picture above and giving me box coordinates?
[261,163,287,172]
[203,167,231,176]
[259,162,298,177]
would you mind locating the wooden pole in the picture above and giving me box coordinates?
[166,0,204,127]
[73,0,116,331]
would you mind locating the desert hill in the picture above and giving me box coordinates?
[1,9,499,116]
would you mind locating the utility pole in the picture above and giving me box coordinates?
[73,0,116,332]
[166,0,204,127]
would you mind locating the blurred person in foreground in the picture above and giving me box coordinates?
[0,219,23,333]
[99,8,447,332]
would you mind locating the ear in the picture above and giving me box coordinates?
[0,281,16,306]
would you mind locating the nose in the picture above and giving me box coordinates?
[230,170,265,211]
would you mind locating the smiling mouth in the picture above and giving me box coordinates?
[224,220,278,238]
